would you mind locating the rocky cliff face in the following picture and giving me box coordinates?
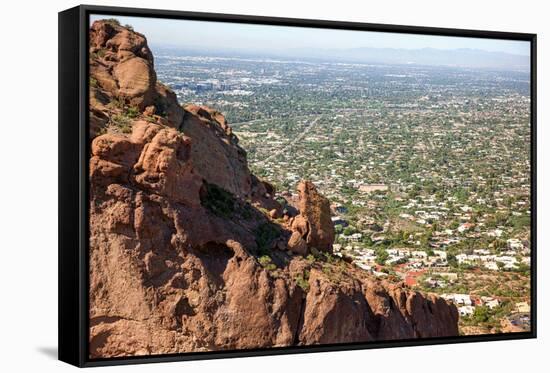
[88,20,459,358]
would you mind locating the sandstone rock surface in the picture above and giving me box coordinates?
[89,20,183,138]
[287,181,335,255]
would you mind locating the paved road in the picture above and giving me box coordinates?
[230,108,370,128]
[256,115,321,166]
[230,114,316,128]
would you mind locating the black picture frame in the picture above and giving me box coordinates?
[59,4,537,367]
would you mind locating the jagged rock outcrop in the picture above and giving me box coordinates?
[88,20,459,359]
[89,20,183,138]
[287,181,335,255]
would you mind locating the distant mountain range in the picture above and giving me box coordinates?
[152,44,530,71]
[296,47,529,70]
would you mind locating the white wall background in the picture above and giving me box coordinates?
[0,0,546,371]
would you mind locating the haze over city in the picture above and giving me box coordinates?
[90,15,530,70]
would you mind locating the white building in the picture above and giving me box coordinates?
[474,249,491,255]
[496,256,517,265]
[442,293,472,306]
[411,251,428,259]
[355,261,372,271]
[456,253,468,264]
[351,233,363,242]
[507,238,524,251]
[459,305,475,316]
[482,297,500,309]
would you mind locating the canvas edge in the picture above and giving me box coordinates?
[57,4,537,367]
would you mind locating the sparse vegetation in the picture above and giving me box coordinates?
[90,49,106,60]
[258,255,277,271]
[154,96,168,117]
[200,183,236,218]
[110,114,133,134]
[126,106,140,118]
[253,222,280,256]
[295,270,310,292]
[375,248,389,265]
[103,18,121,26]
[107,96,126,110]
[96,126,108,136]
[143,115,157,123]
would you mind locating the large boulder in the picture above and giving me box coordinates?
[113,57,156,109]
[88,20,184,138]
[288,181,335,255]
[132,126,202,207]
[90,20,156,108]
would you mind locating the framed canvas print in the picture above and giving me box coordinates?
[58,5,536,367]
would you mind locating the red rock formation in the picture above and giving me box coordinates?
[88,19,183,138]
[287,181,335,255]
[181,104,252,198]
[88,20,459,359]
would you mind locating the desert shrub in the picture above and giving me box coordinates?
[295,270,310,292]
[375,248,389,265]
[107,96,125,110]
[103,18,120,26]
[258,207,270,216]
[126,106,140,118]
[275,196,288,206]
[154,96,168,117]
[253,222,280,256]
[322,252,337,264]
[90,49,105,59]
[200,183,236,218]
[258,255,277,271]
[238,202,254,220]
[96,126,108,136]
[343,226,356,236]
[110,114,132,134]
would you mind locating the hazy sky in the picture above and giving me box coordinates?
[90,14,530,56]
